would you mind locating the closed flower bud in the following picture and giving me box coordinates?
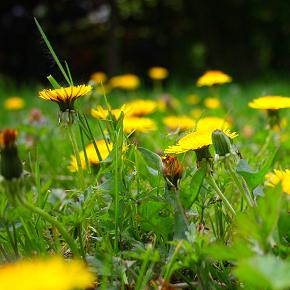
[0,129,23,180]
[162,155,183,189]
[212,129,232,156]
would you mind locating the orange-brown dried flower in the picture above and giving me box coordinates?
[162,155,183,189]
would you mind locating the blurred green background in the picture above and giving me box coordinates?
[1,0,290,83]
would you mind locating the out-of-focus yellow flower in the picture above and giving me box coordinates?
[38,85,92,111]
[248,96,290,110]
[196,117,231,131]
[108,74,140,90]
[163,116,195,131]
[265,169,290,194]
[165,128,237,154]
[4,96,25,110]
[69,140,112,172]
[191,108,203,119]
[90,71,107,83]
[126,99,158,116]
[0,257,94,290]
[186,94,200,105]
[196,70,232,87]
[148,67,169,80]
[123,117,157,133]
[91,105,129,120]
[204,97,221,109]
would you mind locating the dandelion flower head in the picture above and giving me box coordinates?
[123,117,157,133]
[4,96,25,110]
[0,257,94,290]
[148,67,169,80]
[38,85,92,111]
[248,96,290,110]
[165,128,237,154]
[126,99,158,116]
[90,71,107,83]
[69,140,112,172]
[109,74,140,90]
[204,97,221,109]
[196,70,232,87]
[265,169,290,194]
[91,105,130,120]
[163,115,195,131]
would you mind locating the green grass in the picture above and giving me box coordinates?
[0,78,290,289]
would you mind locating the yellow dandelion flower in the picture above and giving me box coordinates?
[196,70,232,87]
[123,117,157,133]
[0,257,94,290]
[148,67,169,80]
[186,94,200,105]
[38,85,92,111]
[4,96,25,110]
[191,108,203,119]
[91,105,129,120]
[108,74,140,90]
[204,97,221,109]
[126,99,158,116]
[248,96,290,110]
[163,115,195,131]
[69,140,112,172]
[196,116,231,131]
[90,71,107,83]
[265,169,290,194]
[165,128,237,154]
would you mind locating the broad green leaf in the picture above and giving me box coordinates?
[180,163,206,209]
[138,147,163,173]
[139,199,173,240]
[234,255,290,290]
[236,149,277,190]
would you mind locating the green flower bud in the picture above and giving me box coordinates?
[212,129,232,156]
[0,129,23,180]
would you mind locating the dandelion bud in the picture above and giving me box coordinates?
[0,129,23,180]
[212,129,232,156]
[162,155,183,189]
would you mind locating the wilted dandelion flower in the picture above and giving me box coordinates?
[162,155,183,189]
[204,97,221,109]
[126,99,158,116]
[0,129,23,180]
[38,85,92,112]
[265,169,290,194]
[4,96,25,110]
[109,74,140,90]
[196,70,232,87]
[90,71,107,83]
[91,105,129,120]
[248,96,290,110]
[69,140,112,172]
[0,257,94,290]
[163,115,195,131]
[123,117,157,133]
[148,67,169,80]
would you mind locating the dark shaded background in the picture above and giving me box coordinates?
[1,0,290,83]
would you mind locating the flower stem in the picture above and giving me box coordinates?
[18,196,80,258]
[225,161,254,208]
[207,174,236,216]
[67,124,85,189]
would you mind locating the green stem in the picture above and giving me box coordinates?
[67,125,85,189]
[207,174,236,216]
[226,162,254,208]
[18,197,80,258]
